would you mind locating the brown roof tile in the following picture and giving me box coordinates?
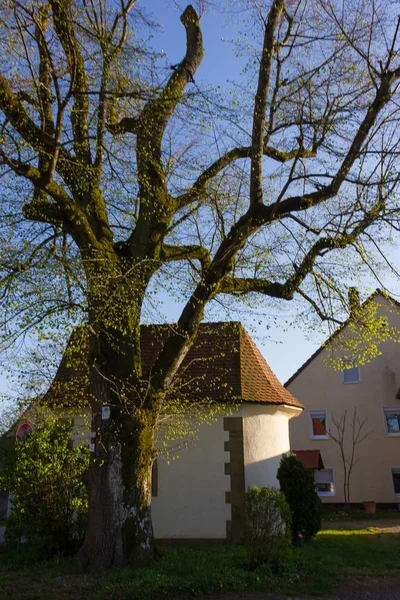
[239,328,302,407]
[43,322,303,409]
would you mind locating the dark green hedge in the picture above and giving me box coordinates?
[277,453,321,542]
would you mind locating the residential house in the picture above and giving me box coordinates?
[287,291,400,506]
[6,322,303,542]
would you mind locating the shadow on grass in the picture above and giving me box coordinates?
[1,527,400,599]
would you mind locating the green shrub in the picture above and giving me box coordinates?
[277,453,321,542]
[244,486,292,569]
[0,415,89,558]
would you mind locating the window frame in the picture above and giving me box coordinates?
[391,468,400,498]
[383,407,400,437]
[309,409,329,440]
[314,468,336,497]
[342,361,360,384]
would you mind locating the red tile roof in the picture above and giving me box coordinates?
[293,449,324,470]
[44,322,303,409]
[239,327,302,407]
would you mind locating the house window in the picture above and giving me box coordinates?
[392,469,400,497]
[314,469,335,496]
[310,409,328,439]
[384,408,400,436]
[342,361,360,384]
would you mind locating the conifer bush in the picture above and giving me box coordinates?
[244,486,292,569]
[277,453,321,542]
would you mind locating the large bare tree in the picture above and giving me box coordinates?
[1,0,400,570]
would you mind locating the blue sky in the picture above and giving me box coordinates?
[2,0,400,403]
[0,1,322,402]
[134,1,400,382]
[133,0,328,382]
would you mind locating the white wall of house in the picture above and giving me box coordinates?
[288,294,400,504]
[69,402,303,539]
[243,403,302,491]
[152,410,235,539]
[152,402,302,539]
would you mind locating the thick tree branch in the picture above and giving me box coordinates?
[139,5,203,140]
[148,208,256,393]
[0,152,97,246]
[220,197,386,302]
[177,144,315,208]
[0,75,52,156]
[127,6,204,258]
[160,244,211,270]
[106,116,140,135]
[250,0,285,206]
[49,0,92,164]
[108,5,203,140]
[268,70,400,218]
[0,74,89,194]
[33,7,54,206]
[95,0,138,170]
[36,7,54,138]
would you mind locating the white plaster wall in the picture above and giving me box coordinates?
[71,412,91,446]
[288,294,400,503]
[242,403,301,491]
[152,410,237,539]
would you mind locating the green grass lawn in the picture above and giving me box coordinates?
[321,506,400,522]
[1,524,400,599]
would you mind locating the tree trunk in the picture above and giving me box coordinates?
[77,352,156,570]
[76,262,158,570]
[75,249,162,570]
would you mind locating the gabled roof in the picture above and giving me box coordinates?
[43,322,303,409]
[285,289,400,388]
[293,449,324,470]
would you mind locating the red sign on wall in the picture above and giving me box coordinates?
[15,423,33,441]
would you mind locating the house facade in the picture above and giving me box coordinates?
[142,323,302,541]
[6,322,303,542]
[152,402,300,541]
[287,292,400,505]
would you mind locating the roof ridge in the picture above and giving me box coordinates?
[141,321,242,327]
[238,326,244,399]
[44,320,303,409]
[239,327,303,408]
[285,289,400,387]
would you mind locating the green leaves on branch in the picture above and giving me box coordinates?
[0,414,89,558]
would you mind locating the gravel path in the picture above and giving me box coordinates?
[334,577,400,599]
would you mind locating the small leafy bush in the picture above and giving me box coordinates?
[245,486,292,569]
[277,453,321,542]
[0,415,89,558]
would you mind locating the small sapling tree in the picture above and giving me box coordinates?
[330,407,372,507]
